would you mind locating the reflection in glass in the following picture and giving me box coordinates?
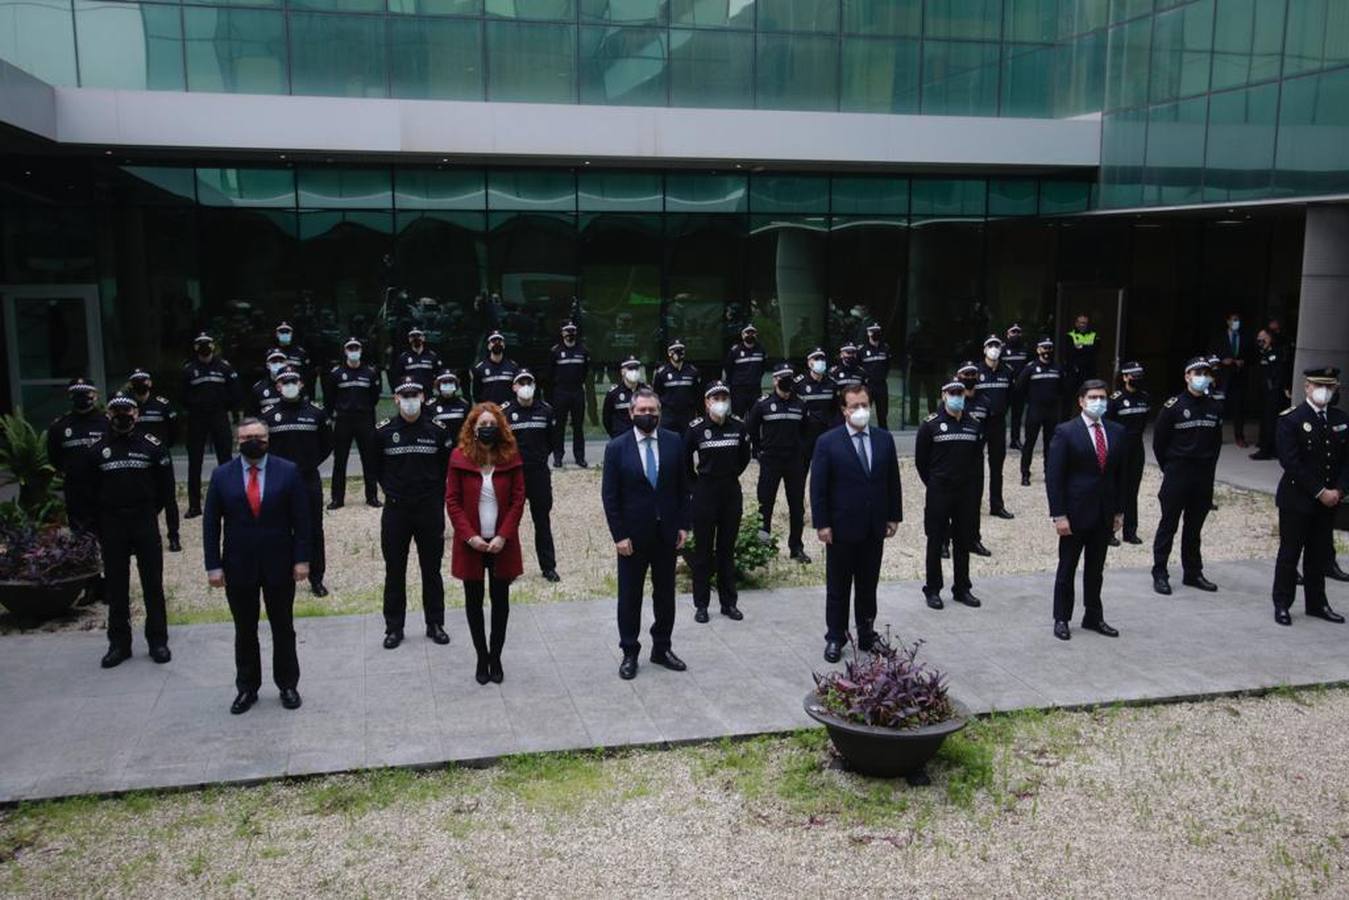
[749,176,829,214]
[288,12,388,97]
[394,211,486,368]
[840,37,920,113]
[1275,68,1349,197]
[668,27,753,108]
[666,215,745,362]
[757,0,837,33]
[907,220,986,416]
[1204,83,1277,202]
[1104,17,1152,110]
[1142,96,1206,206]
[1098,108,1148,208]
[831,177,909,215]
[1211,0,1285,90]
[390,17,484,100]
[920,40,1001,116]
[671,0,755,29]
[75,1,184,91]
[299,169,394,209]
[665,174,748,213]
[579,214,663,367]
[0,0,77,86]
[487,211,577,369]
[488,171,576,211]
[827,217,906,389]
[581,0,666,24]
[396,170,488,209]
[924,0,1002,40]
[579,25,668,105]
[756,32,838,111]
[184,8,287,95]
[196,168,297,207]
[486,20,578,102]
[578,172,663,211]
[1148,0,1213,103]
[748,216,828,362]
[841,0,920,35]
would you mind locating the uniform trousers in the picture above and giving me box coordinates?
[692,479,742,609]
[100,511,167,650]
[757,455,806,553]
[331,412,377,504]
[381,496,445,631]
[523,464,556,572]
[1152,459,1216,578]
[186,410,232,509]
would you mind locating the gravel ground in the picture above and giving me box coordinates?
[2,688,1347,898]
[5,460,1282,635]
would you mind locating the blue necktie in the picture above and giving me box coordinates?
[644,436,658,488]
[854,431,870,476]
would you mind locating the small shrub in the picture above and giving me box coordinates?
[812,634,955,730]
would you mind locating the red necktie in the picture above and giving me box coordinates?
[247,464,261,518]
[1092,423,1107,473]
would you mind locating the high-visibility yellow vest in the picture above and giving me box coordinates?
[1069,329,1097,349]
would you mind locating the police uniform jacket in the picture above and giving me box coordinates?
[390,348,444,394]
[370,415,454,502]
[1014,361,1063,411]
[1105,388,1151,442]
[68,431,174,525]
[973,361,1014,418]
[723,341,765,389]
[1258,346,1293,394]
[683,414,751,483]
[743,392,806,461]
[427,397,469,441]
[547,343,590,392]
[500,399,557,468]
[133,395,177,447]
[860,342,891,387]
[182,358,241,412]
[652,362,701,422]
[602,382,647,437]
[1275,402,1349,514]
[1152,390,1223,466]
[914,406,983,489]
[828,362,865,392]
[249,379,283,418]
[324,363,382,416]
[266,401,333,474]
[795,373,837,431]
[471,357,520,406]
[1002,341,1030,378]
[46,410,108,473]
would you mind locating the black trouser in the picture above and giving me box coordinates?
[1009,391,1026,446]
[925,483,975,594]
[1273,505,1336,613]
[824,535,883,643]
[464,554,510,661]
[331,412,378,504]
[616,532,676,655]
[1120,435,1145,540]
[380,497,445,631]
[226,579,298,692]
[730,385,758,418]
[692,479,742,610]
[1225,377,1247,440]
[868,382,889,429]
[1256,387,1281,456]
[100,511,167,651]
[186,409,232,509]
[523,463,556,572]
[1053,521,1110,624]
[161,488,180,543]
[1152,459,1216,578]
[302,470,326,586]
[757,455,805,553]
[552,387,587,464]
[985,413,1008,513]
[970,450,987,544]
[908,369,939,423]
[1020,405,1056,477]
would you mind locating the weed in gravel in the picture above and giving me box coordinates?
[494,752,609,811]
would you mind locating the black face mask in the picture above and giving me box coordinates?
[1038,353,1051,362]
[959,379,977,391]
[489,344,504,355]
[843,356,857,367]
[111,413,135,433]
[72,395,95,412]
[411,340,424,352]
[670,352,684,364]
[196,349,213,361]
[240,438,267,460]
[632,413,659,434]
[476,425,500,447]
[131,381,151,397]
[775,378,794,394]
[743,336,756,346]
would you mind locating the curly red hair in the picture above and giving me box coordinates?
[457,402,519,467]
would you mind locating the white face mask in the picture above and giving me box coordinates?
[280,383,301,401]
[848,407,871,429]
[985,346,1001,362]
[1311,386,1333,407]
[709,400,730,419]
[623,368,641,386]
[1229,319,1240,331]
[346,350,361,364]
[398,397,422,417]
[438,382,457,398]
[267,362,284,376]
[277,332,292,346]
[1189,374,1212,394]
[1083,398,1107,420]
[810,359,827,375]
[515,384,536,402]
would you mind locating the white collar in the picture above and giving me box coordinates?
[847,423,868,438]
[1081,413,1103,428]
[1307,399,1328,414]
[633,427,657,442]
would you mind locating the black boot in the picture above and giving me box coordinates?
[465,601,489,685]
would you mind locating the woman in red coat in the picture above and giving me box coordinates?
[445,402,526,684]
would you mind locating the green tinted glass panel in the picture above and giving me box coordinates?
[1058,0,1108,37]
[581,0,664,23]
[1275,68,1349,196]
[298,169,393,208]
[921,40,1000,115]
[988,179,1038,215]
[121,167,198,204]
[756,32,838,110]
[387,0,480,12]
[1057,29,1106,116]
[1005,0,1058,42]
[1211,0,1285,90]
[665,174,747,212]
[758,0,837,32]
[831,177,908,214]
[1104,18,1151,109]
[289,13,387,97]
[911,179,986,217]
[1039,180,1091,213]
[1283,0,1326,75]
[184,8,287,94]
[1098,108,1147,207]
[671,0,755,28]
[485,0,575,18]
[580,26,668,105]
[1329,3,1349,68]
[669,28,752,107]
[486,21,576,102]
[841,0,920,35]
[925,0,1001,39]
[1142,96,1205,205]
[395,170,487,208]
[0,0,76,85]
[290,0,383,13]
[840,36,919,113]
[1001,43,1055,117]
[75,1,184,91]
[1204,82,1276,201]
[390,18,483,99]
[578,172,663,210]
[749,176,829,212]
[487,171,576,210]
[1149,0,1213,103]
[1109,0,1151,23]
[196,168,296,207]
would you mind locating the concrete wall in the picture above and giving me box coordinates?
[1295,205,1349,386]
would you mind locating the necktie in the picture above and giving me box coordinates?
[1092,423,1107,473]
[247,464,261,518]
[643,436,658,489]
[854,431,870,476]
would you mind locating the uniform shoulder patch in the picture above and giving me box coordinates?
[689,416,705,428]
[1279,406,1296,416]
[1164,396,1178,408]
[377,417,391,428]
[1110,391,1122,400]
[143,433,161,446]
[156,395,170,404]
[924,412,939,422]
[430,419,446,429]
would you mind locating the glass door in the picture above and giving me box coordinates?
[1054,283,1126,386]
[1,285,104,424]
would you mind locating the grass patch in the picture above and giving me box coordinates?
[494,751,610,811]
[303,766,462,818]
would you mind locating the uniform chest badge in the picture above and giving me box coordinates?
[1183,409,1191,419]
[1304,422,1313,432]
[939,422,948,432]
[979,374,986,382]
[392,433,401,443]
[274,413,283,421]
[64,427,72,437]
[102,447,111,458]
[1123,400,1130,407]
[770,403,777,412]
[705,429,712,439]
[619,393,626,402]
[511,412,518,421]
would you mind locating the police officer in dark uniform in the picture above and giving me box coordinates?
[860,323,892,429]
[723,324,766,418]
[652,338,701,436]
[389,327,443,396]
[68,393,175,668]
[744,363,809,563]
[275,321,316,394]
[182,332,241,517]
[46,377,109,533]
[128,367,181,553]
[1251,329,1293,460]
[1017,338,1063,485]
[248,349,290,418]
[1271,367,1349,626]
[547,321,590,467]
[323,337,382,509]
[472,330,520,406]
[974,334,1015,520]
[828,343,866,424]
[267,367,333,597]
[956,362,994,557]
[1002,324,1031,450]
[1152,357,1224,595]
[371,378,455,649]
[915,380,984,610]
[603,356,647,437]
[427,369,469,440]
[795,347,836,470]
[1105,361,1150,546]
[501,369,560,582]
[684,381,752,622]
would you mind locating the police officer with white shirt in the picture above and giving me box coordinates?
[501,369,560,582]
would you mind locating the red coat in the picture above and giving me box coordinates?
[445,448,526,582]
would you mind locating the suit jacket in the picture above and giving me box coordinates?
[1275,402,1349,514]
[809,424,903,544]
[1045,416,1126,533]
[203,455,311,586]
[601,428,691,547]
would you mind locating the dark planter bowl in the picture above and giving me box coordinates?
[0,574,96,623]
[803,692,968,779]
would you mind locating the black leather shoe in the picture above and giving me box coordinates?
[230,690,258,715]
[924,591,944,610]
[184,507,202,519]
[940,543,950,559]
[971,541,993,557]
[310,583,329,597]
[100,645,132,669]
[1308,606,1346,624]
[619,654,638,679]
[543,570,561,583]
[1249,451,1276,460]
[575,459,589,469]
[720,605,744,621]
[694,607,710,624]
[790,549,812,564]
[1123,534,1143,545]
[426,624,450,645]
[1108,535,1121,547]
[1010,439,1023,451]
[475,656,490,685]
[488,654,504,683]
[1053,620,1071,641]
[991,508,1015,520]
[383,631,403,650]
[1082,620,1119,637]
[1296,572,1305,586]
[1153,573,1172,596]
[857,632,878,652]
[650,649,686,671]
[167,535,182,553]
[823,641,843,663]
[280,687,302,710]
[1327,563,1349,583]
[366,498,383,508]
[1274,607,1292,626]
[953,591,982,608]
[552,458,563,469]
[327,501,344,510]
[1183,575,1218,592]
[1020,474,1031,487]
[149,645,172,664]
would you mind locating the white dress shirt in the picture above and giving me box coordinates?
[478,464,498,540]
[1081,413,1108,451]
[633,427,660,479]
[846,422,872,471]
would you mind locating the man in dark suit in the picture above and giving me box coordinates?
[1213,310,1252,447]
[601,388,692,680]
[1045,379,1126,641]
[203,418,312,714]
[809,383,903,663]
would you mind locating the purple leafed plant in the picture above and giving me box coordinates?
[0,520,101,585]
[812,633,955,730]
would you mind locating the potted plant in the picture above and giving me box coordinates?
[804,634,967,781]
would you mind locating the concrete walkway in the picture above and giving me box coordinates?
[2,558,1346,803]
